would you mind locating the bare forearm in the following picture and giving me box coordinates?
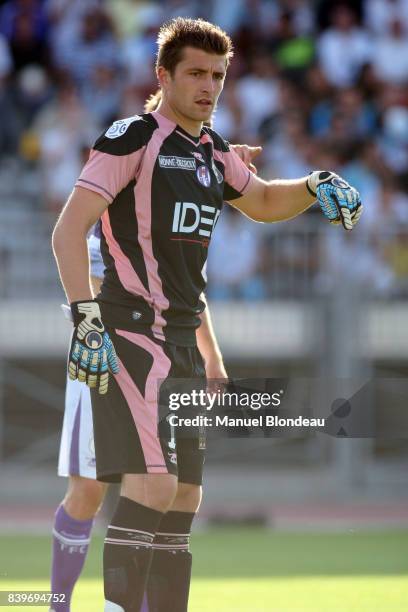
[52,187,108,303]
[262,177,316,222]
[52,225,92,303]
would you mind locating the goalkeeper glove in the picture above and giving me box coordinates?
[307,171,363,230]
[69,300,119,394]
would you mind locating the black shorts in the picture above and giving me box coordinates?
[90,327,206,486]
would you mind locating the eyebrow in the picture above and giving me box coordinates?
[187,67,226,77]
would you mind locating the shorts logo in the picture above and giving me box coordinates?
[132,311,142,321]
[159,155,196,170]
[168,451,177,465]
[196,165,211,188]
[105,116,141,139]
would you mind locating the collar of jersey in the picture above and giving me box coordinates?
[151,110,202,146]
[174,123,201,145]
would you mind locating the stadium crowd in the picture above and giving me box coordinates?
[0,0,408,298]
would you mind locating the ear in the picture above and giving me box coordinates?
[157,66,170,90]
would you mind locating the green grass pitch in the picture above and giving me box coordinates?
[1,529,407,611]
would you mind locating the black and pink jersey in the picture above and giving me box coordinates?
[76,111,255,345]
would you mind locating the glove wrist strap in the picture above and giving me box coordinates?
[307,170,335,197]
[70,299,102,327]
[306,171,319,197]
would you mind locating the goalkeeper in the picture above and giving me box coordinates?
[52,16,362,612]
[49,91,262,612]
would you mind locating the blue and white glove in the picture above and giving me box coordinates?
[307,171,363,230]
[69,300,119,394]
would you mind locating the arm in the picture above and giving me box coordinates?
[197,294,227,379]
[229,174,316,223]
[229,169,362,230]
[52,187,108,302]
[226,143,313,222]
[53,117,147,393]
[52,187,118,394]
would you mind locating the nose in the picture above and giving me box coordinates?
[201,75,214,95]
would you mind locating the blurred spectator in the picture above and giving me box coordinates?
[262,108,313,178]
[317,4,372,87]
[15,64,52,129]
[372,19,408,85]
[119,83,147,120]
[0,0,49,72]
[105,0,152,39]
[311,86,377,140]
[271,9,315,76]
[0,32,12,77]
[212,80,243,142]
[364,0,408,35]
[235,52,280,138]
[46,0,101,58]
[379,105,408,174]
[120,4,161,88]
[81,64,122,126]
[210,0,246,34]
[33,81,98,213]
[207,205,266,300]
[163,0,201,21]
[0,0,48,41]
[0,32,18,155]
[54,8,118,85]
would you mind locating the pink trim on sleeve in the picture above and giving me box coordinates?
[223,148,255,195]
[75,147,145,204]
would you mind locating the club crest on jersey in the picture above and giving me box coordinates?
[105,116,141,139]
[196,165,211,188]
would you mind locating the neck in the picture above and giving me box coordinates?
[156,100,202,137]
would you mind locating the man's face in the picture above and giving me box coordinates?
[159,47,227,123]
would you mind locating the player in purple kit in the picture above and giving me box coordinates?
[52,17,362,612]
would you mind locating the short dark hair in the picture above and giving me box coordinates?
[156,17,233,74]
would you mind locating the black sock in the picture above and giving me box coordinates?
[145,511,195,612]
[104,496,163,612]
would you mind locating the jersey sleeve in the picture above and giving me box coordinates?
[75,116,151,204]
[205,128,256,201]
[222,143,256,201]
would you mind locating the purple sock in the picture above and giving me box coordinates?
[50,504,93,612]
[140,593,149,612]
